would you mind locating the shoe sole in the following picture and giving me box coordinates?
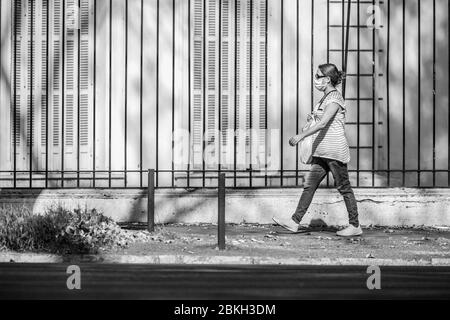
[272,217,298,233]
[336,231,363,237]
[276,229,312,234]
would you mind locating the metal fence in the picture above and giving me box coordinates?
[0,0,449,189]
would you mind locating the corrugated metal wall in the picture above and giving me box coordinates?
[0,0,449,189]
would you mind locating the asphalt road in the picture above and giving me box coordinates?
[0,263,449,300]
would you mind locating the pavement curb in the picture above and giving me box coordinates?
[1,253,450,266]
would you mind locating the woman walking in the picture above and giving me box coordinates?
[273,63,362,237]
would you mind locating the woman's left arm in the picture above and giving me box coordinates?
[289,102,341,146]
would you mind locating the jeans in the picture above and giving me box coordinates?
[292,156,360,227]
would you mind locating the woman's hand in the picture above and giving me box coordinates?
[289,134,304,146]
[302,114,314,132]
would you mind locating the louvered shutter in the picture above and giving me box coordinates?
[205,0,219,169]
[39,0,49,169]
[238,0,268,170]
[11,0,45,172]
[12,0,24,169]
[63,0,78,171]
[48,0,63,170]
[49,0,92,172]
[220,0,233,169]
[12,0,54,172]
[26,0,33,155]
[190,0,267,170]
[236,0,251,168]
[10,0,92,178]
[192,0,203,169]
[29,0,49,171]
[78,0,93,170]
[254,0,266,169]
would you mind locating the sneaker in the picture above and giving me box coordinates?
[336,224,363,237]
[272,216,300,233]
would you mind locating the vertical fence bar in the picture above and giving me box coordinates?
[30,0,34,188]
[310,0,314,111]
[171,0,175,188]
[93,0,97,188]
[326,0,329,63]
[295,0,299,186]
[0,2,1,109]
[77,0,81,188]
[218,172,226,250]
[264,0,268,187]
[187,0,191,188]
[139,0,144,188]
[61,0,66,187]
[386,0,390,187]
[156,0,160,187]
[326,0,330,187]
[341,0,344,74]
[372,0,375,187]
[202,0,206,187]
[402,0,405,187]
[448,0,450,187]
[432,0,436,186]
[187,0,192,188]
[233,0,237,187]
[124,0,128,187]
[218,0,222,180]
[372,0,377,187]
[249,0,253,187]
[356,0,360,187]
[280,0,284,186]
[13,1,17,189]
[46,0,50,188]
[147,169,155,232]
[417,0,421,187]
[108,0,112,188]
[342,0,351,98]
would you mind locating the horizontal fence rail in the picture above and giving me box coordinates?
[0,0,449,189]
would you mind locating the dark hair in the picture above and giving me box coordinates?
[318,63,346,87]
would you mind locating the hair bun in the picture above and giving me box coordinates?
[339,71,346,80]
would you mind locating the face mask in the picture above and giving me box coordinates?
[314,77,329,91]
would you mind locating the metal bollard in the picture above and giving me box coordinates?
[218,173,226,250]
[147,169,155,232]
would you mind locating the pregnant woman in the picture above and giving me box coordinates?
[273,63,362,237]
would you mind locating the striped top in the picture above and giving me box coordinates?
[311,90,351,164]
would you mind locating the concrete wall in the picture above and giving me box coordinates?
[1,188,449,226]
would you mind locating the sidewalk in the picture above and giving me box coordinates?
[1,223,450,265]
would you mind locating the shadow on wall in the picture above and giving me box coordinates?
[378,0,448,189]
[372,0,450,220]
[128,190,211,224]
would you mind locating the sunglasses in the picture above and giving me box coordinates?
[315,73,328,80]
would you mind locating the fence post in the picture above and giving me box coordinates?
[218,173,226,250]
[147,169,155,232]
[342,0,352,99]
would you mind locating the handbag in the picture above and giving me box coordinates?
[298,90,338,164]
[298,113,318,164]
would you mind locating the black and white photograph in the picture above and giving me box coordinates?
[0,0,450,309]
